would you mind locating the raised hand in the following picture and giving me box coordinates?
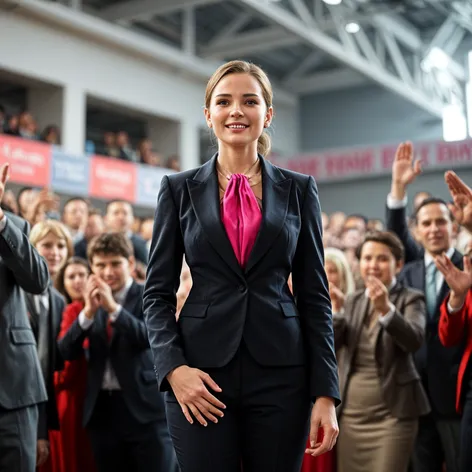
[445,171,472,233]
[391,142,422,200]
[167,365,226,427]
[83,276,101,319]
[434,254,472,309]
[0,163,9,217]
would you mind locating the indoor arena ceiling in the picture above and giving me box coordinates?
[36,0,472,116]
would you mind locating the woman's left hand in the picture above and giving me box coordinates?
[305,396,339,457]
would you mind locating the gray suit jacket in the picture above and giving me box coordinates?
[334,283,431,420]
[0,212,50,409]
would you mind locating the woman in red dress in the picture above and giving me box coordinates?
[53,256,97,472]
[301,248,355,472]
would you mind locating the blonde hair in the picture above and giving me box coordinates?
[30,220,74,260]
[325,247,356,296]
[204,60,273,157]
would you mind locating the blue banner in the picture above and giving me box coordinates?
[136,164,169,207]
[51,149,90,196]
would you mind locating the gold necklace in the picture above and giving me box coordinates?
[217,159,262,194]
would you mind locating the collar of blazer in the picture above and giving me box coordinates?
[186,154,292,278]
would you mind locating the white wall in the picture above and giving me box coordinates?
[0,8,299,160]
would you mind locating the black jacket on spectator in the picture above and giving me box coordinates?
[25,289,65,439]
[398,251,465,417]
[386,204,424,264]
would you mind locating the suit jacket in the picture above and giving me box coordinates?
[58,282,166,426]
[130,233,149,265]
[399,249,465,417]
[25,288,65,438]
[334,283,430,419]
[0,212,50,409]
[386,204,424,264]
[74,237,88,260]
[439,290,472,413]
[143,155,340,404]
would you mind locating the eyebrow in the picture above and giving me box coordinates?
[215,93,260,98]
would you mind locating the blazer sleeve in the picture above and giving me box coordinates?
[380,291,426,352]
[0,217,49,294]
[55,303,84,390]
[386,205,423,264]
[438,291,471,347]
[143,176,187,391]
[292,176,340,405]
[58,317,89,361]
[112,307,150,350]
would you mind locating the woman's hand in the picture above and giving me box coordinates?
[445,171,472,233]
[329,283,345,313]
[306,396,339,457]
[167,365,226,427]
[366,276,391,316]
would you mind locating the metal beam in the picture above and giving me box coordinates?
[101,0,222,23]
[282,51,326,82]
[207,12,251,47]
[8,0,299,106]
[200,27,300,58]
[182,6,196,55]
[285,69,368,94]
[240,0,444,116]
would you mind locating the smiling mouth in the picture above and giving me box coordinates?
[226,125,249,129]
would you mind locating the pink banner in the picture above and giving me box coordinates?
[0,135,51,186]
[274,139,472,182]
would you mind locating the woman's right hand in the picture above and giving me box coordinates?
[329,284,345,313]
[167,365,226,427]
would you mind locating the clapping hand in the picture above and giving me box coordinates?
[434,254,472,310]
[329,283,345,313]
[83,276,101,319]
[0,163,9,219]
[365,276,391,316]
[445,171,472,233]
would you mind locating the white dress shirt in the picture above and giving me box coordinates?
[78,277,134,390]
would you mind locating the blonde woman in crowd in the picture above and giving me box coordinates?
[27,220,72,471]
[334,231,430,472]
[302,247,355,472]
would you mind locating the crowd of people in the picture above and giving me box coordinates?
[0,105,182,170]
[2,120,472,472]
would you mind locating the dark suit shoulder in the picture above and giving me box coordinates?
[5,211,30,235]
[398,285,424,301]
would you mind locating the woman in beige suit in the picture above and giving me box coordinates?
[334,231,430,472]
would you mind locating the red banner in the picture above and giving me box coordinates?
[274,139,472,182]
[0,135,51,186]
[89,155,137,201]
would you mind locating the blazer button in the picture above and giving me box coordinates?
[238,285,246,293]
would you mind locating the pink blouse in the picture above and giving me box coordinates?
[221,174,262,268]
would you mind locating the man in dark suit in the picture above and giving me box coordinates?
[386,143,462,472]
[58,232,177,472]
[0,163,51,472]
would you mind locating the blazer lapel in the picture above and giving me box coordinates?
[245,158,292,274]
[187,155,244,280]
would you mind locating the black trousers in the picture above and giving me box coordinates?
[460,394,472,472]
[165,341,311,472]
[0,404,38,472]
[411,411,461,472]
[87,391,178,472]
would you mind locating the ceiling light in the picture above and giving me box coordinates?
[421,47,450,72]
[323,0,342,5]
[345,22,360,34]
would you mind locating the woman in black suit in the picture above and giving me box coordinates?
[143,60,340,472]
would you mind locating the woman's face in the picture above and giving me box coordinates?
[35,232,69,277]
[359,241,400,287]
[64,263,89,301]
[205,73,273,153]
[325,260,341,289]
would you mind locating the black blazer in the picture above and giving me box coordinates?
[143,155,340,404]
[0,212,50,410]
[398,249,465,417]
[58,282,166,426]
[386,204,424,264]
[25,288,65,439]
